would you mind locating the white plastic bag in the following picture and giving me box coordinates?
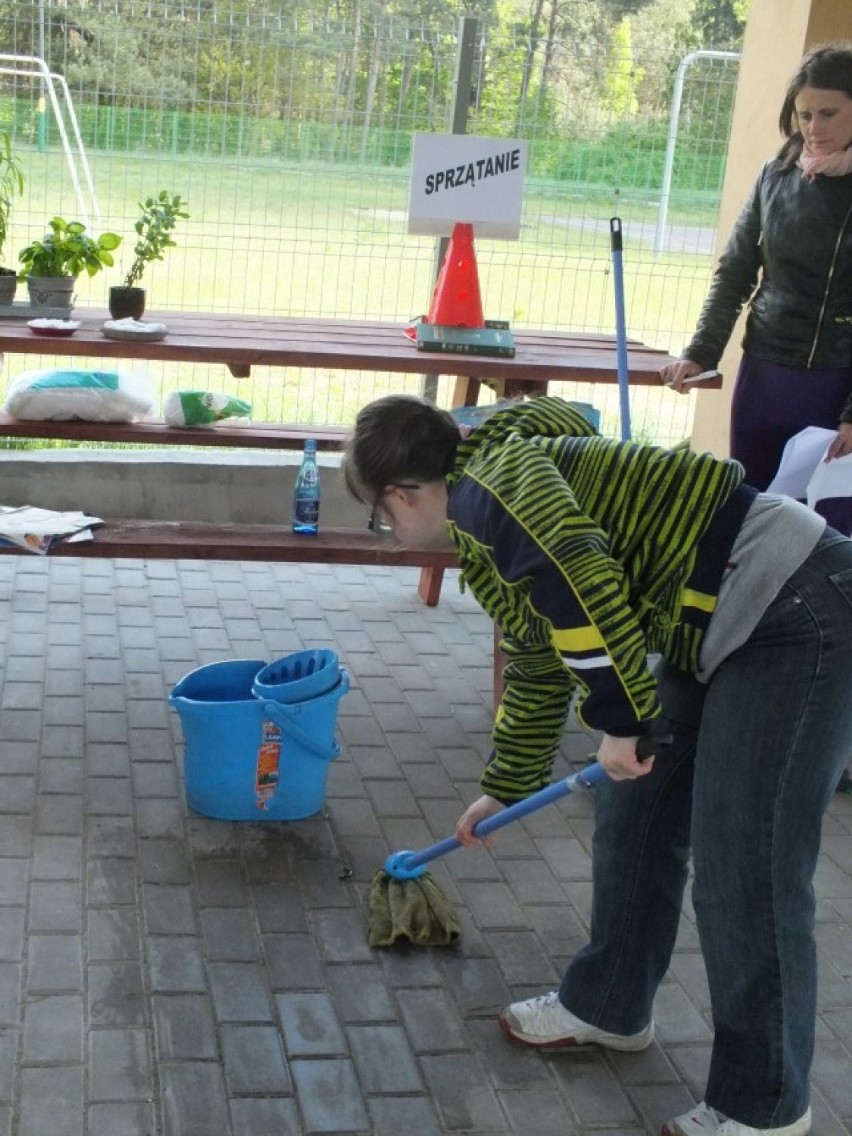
[3,367,154,422]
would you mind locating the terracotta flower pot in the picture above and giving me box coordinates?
[108,285,146,320]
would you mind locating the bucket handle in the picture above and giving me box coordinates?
[261,699,342,762]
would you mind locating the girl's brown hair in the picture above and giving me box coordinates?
[342,395,459,506]
[777,42,852,168]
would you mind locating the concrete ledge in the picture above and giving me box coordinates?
[0,449,367,527]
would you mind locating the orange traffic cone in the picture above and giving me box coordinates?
[426,222,484,328]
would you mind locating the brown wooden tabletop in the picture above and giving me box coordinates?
[0,310,688,388]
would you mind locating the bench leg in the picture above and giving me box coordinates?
[418,566,444,606]
[452,375,480,407]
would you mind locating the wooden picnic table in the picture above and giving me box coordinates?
[0,308,705,609]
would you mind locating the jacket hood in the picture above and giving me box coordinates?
[449,396,599,485]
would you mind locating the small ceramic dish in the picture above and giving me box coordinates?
[27,318,81,337]
[101,318,168,342]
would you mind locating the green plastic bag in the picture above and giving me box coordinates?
[164,390,252,427]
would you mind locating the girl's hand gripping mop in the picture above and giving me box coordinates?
[368,736,668,947]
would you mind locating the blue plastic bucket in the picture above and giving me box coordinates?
[169,658,349,821]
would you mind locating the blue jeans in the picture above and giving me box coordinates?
[559,530,852,1128]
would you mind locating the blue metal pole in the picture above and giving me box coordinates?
[610,217,632,442]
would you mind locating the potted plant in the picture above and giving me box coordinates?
[109,191,189,319]
[19,216,121,312]
[0,130,24,306]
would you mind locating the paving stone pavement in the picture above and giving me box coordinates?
[0,554,850,1136]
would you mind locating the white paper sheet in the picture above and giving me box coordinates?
[766,427,838,498]
[0,506,102,554]
[805,451,852,509]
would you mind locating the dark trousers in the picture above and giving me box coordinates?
[560,531,852,1127]
[730,352,852,534]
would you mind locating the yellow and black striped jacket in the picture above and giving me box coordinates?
[446,396,749,803]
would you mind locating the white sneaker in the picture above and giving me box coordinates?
[497,991,654,1051]
[662,1102,812,1136]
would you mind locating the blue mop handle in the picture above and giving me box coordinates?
[392,762,607,875]
[383,734,671,880]
[610,217,632,442]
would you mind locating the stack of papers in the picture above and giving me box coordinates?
[0,506,103,555]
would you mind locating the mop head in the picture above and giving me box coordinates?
[368,869,462,948]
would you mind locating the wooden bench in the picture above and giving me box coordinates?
[1,519,454,566]
[0,412,471,607]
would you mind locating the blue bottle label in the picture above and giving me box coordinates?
[293,497,319,526]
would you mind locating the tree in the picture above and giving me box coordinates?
[602,17,642,118]
[631,0,697,114]
[692,0,750,47]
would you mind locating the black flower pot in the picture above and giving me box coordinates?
[109,285,146,320]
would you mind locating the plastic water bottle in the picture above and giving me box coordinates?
[292,438,320,534]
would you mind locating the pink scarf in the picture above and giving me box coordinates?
[798,143,852,181]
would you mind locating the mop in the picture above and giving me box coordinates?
[610,216,633,442]
[368,763,606,947]
[368,737,666,948]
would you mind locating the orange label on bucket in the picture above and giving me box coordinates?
[256,719,282,809]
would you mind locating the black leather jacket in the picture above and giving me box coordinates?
[684,158,852,422]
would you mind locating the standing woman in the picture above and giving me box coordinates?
[344,392,852,1136]
[661,42,852,534]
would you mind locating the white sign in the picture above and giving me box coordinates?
[408,133,526,239]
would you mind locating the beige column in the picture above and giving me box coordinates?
[690,0,852,456]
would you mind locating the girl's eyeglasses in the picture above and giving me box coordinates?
[367,482,420,533]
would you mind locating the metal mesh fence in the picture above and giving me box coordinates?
[0,3,741,444]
